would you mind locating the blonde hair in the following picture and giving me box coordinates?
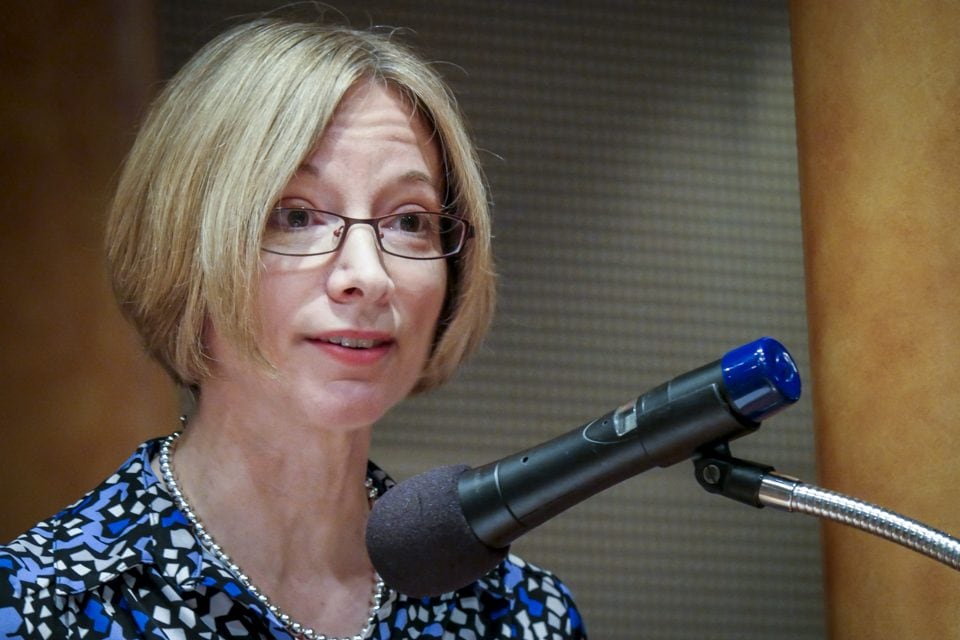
[106,18,495,393]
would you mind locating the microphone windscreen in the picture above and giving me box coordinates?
[365,464,509,598]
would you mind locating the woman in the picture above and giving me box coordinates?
[0,17,585,640]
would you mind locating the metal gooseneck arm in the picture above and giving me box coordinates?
[695,447,960,572]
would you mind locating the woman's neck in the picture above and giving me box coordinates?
[159,392,379,634]
[176,404,373,561]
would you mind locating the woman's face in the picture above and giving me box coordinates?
[206,80,448,428]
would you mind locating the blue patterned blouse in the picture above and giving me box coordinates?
[0,439,586,639]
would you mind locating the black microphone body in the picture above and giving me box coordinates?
[459,361,749,548]
[366,338,800,597]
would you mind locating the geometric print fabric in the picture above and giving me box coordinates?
[0,439,586,639]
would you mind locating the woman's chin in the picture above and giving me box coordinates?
[299,379,407,427]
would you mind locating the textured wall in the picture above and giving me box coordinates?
[159,2,823,638]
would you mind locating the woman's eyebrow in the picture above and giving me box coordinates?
[399,169,441,192]
[296,162,320,177]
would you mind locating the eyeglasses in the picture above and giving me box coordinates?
[261,208,471,260]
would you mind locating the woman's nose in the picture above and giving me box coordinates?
[326,224,394,304]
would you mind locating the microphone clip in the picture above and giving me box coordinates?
[693,443,776,509]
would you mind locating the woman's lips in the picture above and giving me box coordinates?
[308,333,394,365]
[316,335,389,349]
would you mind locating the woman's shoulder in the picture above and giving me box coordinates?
[0,516,58,600]
[0,440,163,613]
[484,553,577,600]
[440,553,588,639]
[1,501,66,636]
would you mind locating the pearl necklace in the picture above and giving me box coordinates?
[158,431,385,640]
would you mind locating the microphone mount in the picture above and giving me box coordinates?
[693,442,960,571]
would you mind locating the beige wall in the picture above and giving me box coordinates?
[0,1,176,542]
[791,1,960,637]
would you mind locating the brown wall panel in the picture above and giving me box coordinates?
[791,1,960,637]
[0,1,176,542]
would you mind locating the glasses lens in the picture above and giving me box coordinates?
[378,213,465,259]
[262,208,342,256]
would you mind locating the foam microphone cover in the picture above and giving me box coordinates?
[365,464,509,598]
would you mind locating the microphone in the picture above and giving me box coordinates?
[366,337,801,597]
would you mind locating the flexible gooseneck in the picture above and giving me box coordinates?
[695,450,960,572]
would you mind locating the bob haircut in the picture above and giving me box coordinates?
[106,18,495,393]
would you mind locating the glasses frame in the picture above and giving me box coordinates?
[260,207,472,260]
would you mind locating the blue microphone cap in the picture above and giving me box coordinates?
[720,337,801,422]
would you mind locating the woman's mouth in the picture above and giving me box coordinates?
[318,336,390,349]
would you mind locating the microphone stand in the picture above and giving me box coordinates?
[694,443,960,571]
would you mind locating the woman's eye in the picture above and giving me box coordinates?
[284,208,311,228]
[382,213,436,235]
[396,213,424,233]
